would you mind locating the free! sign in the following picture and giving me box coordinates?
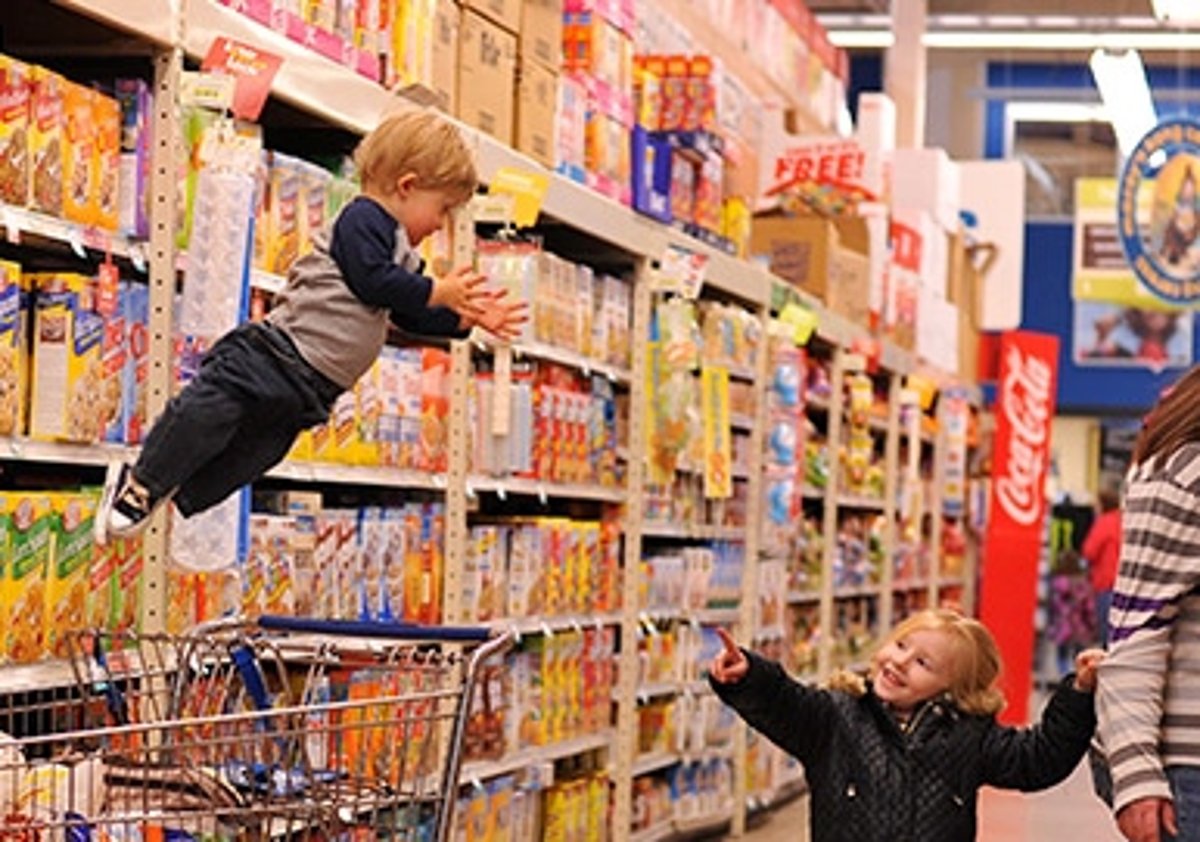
[762,138,867,199]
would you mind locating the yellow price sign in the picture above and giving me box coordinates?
[778,302,818,346]
[487,167,549,228]
[905,374,938,411]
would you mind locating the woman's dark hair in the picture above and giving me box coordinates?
[1133,365,1200,466]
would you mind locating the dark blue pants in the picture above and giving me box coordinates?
[134,321,342,516]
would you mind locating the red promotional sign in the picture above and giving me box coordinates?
[201,37,283,121]
[979,331,1060,725]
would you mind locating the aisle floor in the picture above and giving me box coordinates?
[741,762,1121,841]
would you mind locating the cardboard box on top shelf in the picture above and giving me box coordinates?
[892,147,960,233]
[431,0,460,114]
[749,213,871,328]
[521,0,562,69]
[458,9,517,144]
[946,229,997,381]
[516,58,559,169]
[464,0,522,33]
[392,0,460,115]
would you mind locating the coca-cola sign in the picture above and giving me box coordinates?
[980,331,1059,726]
[994,344,1054,526]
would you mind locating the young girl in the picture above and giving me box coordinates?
[710,608,1102,842]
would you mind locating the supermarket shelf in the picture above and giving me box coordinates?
[251,269,287,295]
[748,776,808,814]
[893,578,931,592]
[787,589,822,604]
[806,393,832,413]
[731,464,751,481]
[57,0,176,45]
[0,202,146,264]
[691,607,740,625]
[637,681,683,701]
[0,437,132,467]
[630,820,675,842]
[674,810,734,837]
[475,337,632,385]
[833,583,882,600]
[642,523,745,542]
[802,485,827,501]
[632,751,680,778]
[487,613,623,637]
[939,577,966,589]
[0,659,78,693]
[837,495,887,511]
[729,413,755,431]
[459,730,614,783]
[266,460,444,490]
[467,475,625,502]
[725,363,756,382]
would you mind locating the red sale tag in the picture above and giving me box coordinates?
[97,259,119,317]
[201,37,283,121]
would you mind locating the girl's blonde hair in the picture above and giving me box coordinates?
[354,108,477,203]
[869,609,1006,716]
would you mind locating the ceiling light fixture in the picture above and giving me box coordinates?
[1089,48,1159,158]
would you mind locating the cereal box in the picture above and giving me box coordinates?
[122,282,149,444]
[92,91,120,232]
[165,567,197,636]
[6,493,54,663]
[265,153,302,275]
[0,56,30,207]
[0,493,8,662]
[45,492,97,658]
[28,66,63,215]
[0,260,24,437]
[87,530,118,634]
[62,82,96,225]
[353,359,382,466]
[115,78,152,239]
[29,273,120,443]
[112,537,144,637]
[419,348,450,473]
[297,160,330,258]
[101,283,129,445]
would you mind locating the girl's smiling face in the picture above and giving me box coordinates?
[871,628,956,714]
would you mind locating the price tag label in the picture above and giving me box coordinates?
[487,167,548,228]
[778,301,817,346]
[97,259,120,317]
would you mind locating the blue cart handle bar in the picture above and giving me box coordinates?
[257,615,495,643]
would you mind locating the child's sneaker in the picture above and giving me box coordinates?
[95,462,163,545]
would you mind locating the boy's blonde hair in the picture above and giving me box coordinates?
[870,608,1006,716]
[354,108,477,204]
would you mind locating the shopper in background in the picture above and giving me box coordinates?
[1098,367,1200,842]
[1083,486,1122,647]
[1049,548,1097,674]
[95,108,528,543]
[709,609,1102,842]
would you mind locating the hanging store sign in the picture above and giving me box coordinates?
[1116,119,1200,304]
[979,330,1059,726]
[201,38,282,122]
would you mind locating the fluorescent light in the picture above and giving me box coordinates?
[826,29,1200,51]
[1089,49,1158,158]
[1153,0,1200,23]
[1007,102,1106,123]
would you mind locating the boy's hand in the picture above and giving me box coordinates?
[472,289,529,343]
[429,266,488,317]
[710,628,749,684]
[1073,648,1105,692]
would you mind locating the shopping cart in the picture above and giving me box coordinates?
[0,616,511,841]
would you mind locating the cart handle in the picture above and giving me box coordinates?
[257,615,495,643]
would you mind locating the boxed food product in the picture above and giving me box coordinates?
[29,273,122,443]
[419,348,450,473]
[45,492,97,658]
[297,160,330,258]
[0,494,7,662]
[457,10,517,143]
[5,493,54,663]
[62,82,96,225]
[0,56,31,207]
[0,260,24,437]
[92,92,120,231]
[115,78,152,239]
[100,283,130,445]
[521,0,562,68]
[28,66,64,215]
[122,282,149,444]
[87,531,118,633]
[264,153,303,275]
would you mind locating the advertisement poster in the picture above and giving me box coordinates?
[1073,299,1192,369]
[979,331,1059,725]
[1072,177,1158,305]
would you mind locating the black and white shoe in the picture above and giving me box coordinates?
[95,461,163,546]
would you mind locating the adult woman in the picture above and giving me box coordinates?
[1098,367,1200,842]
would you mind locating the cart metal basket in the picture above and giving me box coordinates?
[0,616,511,842]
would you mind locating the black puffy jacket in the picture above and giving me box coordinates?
[711,652,1096,842]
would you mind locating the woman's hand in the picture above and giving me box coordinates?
[710,628,749,684]
[1117,797,1177,842]
[1073,648,1105,692]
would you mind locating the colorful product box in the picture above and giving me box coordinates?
[6,493,54,663]
[29,273,121,443]
[265,153,303,275]
[93,92,120,232]
[0,56,31,207]
[0,260,24,437]
[419,348,450,473]
[122,282,149,444]
[28,67,64,215]
[62,82,96,226]
[45,492,97,659]
[116,78,153,239]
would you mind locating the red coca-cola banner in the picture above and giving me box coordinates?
[979,331,1059,725]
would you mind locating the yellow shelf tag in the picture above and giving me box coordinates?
[778,302,817,346]
[488,167,549,228]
